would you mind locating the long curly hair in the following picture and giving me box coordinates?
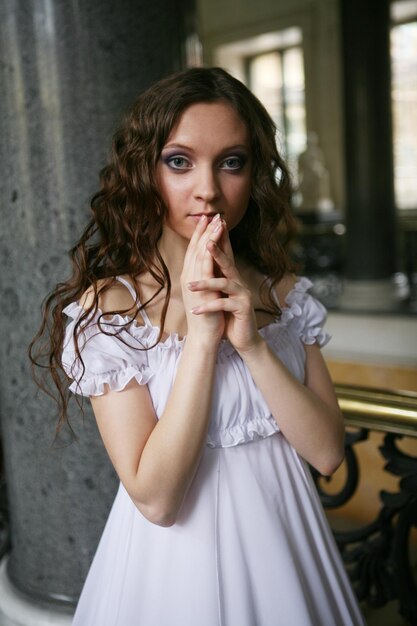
[29,66,297,432]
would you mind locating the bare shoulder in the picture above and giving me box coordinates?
[274,272,299,308]
[79,276,138,317]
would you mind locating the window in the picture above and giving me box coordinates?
[214,28,307,180]
[391,3,417,210]
[246,46,306,177]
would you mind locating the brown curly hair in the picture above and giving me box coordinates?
[29,66,297,432]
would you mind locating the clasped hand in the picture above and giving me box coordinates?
[181,214,262,353]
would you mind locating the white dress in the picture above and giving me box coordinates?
[62,276,365,626]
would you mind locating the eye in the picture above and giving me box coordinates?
[220,156,245,170]
[165,155,192,170]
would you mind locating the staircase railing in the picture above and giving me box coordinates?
[314,384,417,624]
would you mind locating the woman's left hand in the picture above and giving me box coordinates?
[187,224,262,354]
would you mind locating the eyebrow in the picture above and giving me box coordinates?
[161,143,250,153]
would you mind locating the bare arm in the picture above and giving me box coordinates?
[87,215,226,527]
[237,340,345,476]
[189,231,345,476]
[91,336,218,527]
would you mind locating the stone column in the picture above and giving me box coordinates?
[0,0,194,622]
[339,0,401,310]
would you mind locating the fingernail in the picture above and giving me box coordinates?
[190,307,200,314]
[187,281,196,289]
[213,213,221,221]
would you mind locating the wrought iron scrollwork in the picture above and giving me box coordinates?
[314,419,417,625]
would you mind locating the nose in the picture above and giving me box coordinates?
[193,165,221,204]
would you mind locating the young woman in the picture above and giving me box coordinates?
[31,67,364,625]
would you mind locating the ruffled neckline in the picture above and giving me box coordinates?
[63,276,314,354]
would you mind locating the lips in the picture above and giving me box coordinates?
[189,213,218,222]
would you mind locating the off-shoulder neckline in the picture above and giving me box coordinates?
[64,276,313,347]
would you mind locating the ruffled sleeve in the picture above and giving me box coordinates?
[62,303,154,397]
[280,277,331,348]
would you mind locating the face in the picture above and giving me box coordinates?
[156,101,252,240]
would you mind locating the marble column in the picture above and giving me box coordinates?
[0,0,194,622]
[339,0,401,310]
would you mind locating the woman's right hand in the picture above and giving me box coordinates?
[181,214,225,348]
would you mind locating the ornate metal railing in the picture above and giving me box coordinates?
[314,384,417,625]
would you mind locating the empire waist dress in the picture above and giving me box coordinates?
[62,276,365,626]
